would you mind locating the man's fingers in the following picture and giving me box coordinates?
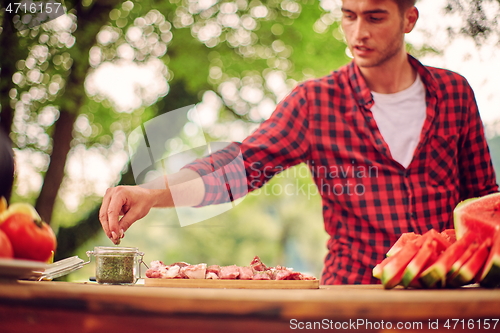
[106,191,126,243]
[99,185,158,244]
[99,188,114,239]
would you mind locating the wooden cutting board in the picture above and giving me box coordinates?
[144,278,319,289]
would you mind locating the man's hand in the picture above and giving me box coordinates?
[99,169,205,244]
[99,186,168,244]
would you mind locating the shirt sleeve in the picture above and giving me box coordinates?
[458,85,499,199]
[183,84,311,206]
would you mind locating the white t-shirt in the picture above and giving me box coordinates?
[370,75,426,168]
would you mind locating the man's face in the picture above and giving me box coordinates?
[341,0,412,69]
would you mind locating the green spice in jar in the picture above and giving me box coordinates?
[87,246,144,285]
[96,254,135,284]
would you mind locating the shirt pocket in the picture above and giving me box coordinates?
[426,134,459,187]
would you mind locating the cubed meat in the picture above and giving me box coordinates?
[250,256,267,271]
[145,268,161,278]
[181,263,207,279]
[206,265,221,276]
[149,260,165,269]
[238,266,254,280]
[170,262,190,268]
[220,265,240,279]
[274,269,294,280]
[159,264,181,278]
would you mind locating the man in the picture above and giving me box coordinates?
[100,0,498,284]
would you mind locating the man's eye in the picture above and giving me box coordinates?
[370,16,383,22]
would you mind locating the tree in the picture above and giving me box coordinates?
[444,0,500,44]
[1,0,348,262]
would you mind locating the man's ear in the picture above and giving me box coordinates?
[404,6,419,33]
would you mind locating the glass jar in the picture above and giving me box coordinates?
[86,246,144,285]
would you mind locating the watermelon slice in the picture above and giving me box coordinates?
[480,230,500,288]
[373,254,396,280]
[448,239,491,288]
[447,241,479,282]
[386,232,421,257]
[418,232,478,288]
[372,192,500,289]
[427,229,452,252]
[381,237,425,289]
[454,192,500,241]
[373,232,420,279]
[402,238,437,288]
[401,229,451,288]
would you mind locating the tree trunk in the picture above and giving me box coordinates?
[35,109,77,222]
[34,0,122,224]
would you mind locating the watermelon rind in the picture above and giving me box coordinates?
[479,231,500,288]
[373,256,396,280]
[373,264,382,280]
[447,242,478,281]
[454,197,480,210]
[453,197,480,239]
[480,264,500,288]
[419,268,444,289]
[447,240,490,288]
[402,239,437,288]
[418,233,476,288]
[448,270,474,288]
[400,229,450,288]
[381,242,420,289]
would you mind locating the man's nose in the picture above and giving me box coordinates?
[353,19,370,41]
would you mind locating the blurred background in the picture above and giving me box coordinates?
[0,0,499,281]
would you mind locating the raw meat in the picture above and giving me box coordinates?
[238,266,254,280]
[220,265,240,279]
[181,263,207,279]
[250,256,267,271]
[146,256,318,281]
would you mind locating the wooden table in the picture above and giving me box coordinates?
[0,280,499,332]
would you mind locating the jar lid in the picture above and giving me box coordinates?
[32,256,86,281]
[91,246,142,256]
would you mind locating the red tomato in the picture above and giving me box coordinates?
[0,229,13,258]
[0,213,57,262]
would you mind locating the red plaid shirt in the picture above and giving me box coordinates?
[185,55,498,284]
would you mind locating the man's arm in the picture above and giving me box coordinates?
[100,83,312,244]
[99,168,205,244]
[183,86,312,206]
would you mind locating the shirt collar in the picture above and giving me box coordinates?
[347,54,439,108]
